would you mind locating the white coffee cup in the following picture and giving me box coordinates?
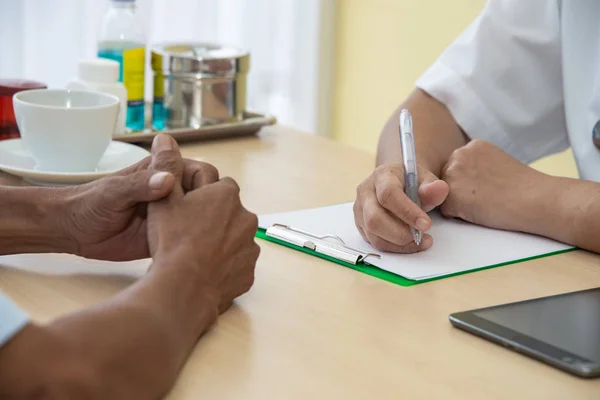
[13,89,120,172]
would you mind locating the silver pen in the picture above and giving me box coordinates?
[399,109,422,246]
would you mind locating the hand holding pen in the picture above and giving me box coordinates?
[353,108,450,253]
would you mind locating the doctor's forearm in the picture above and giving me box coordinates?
[524,176,600,253]
[377,89,468,176]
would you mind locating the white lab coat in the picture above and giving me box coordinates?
[416,0,600,181]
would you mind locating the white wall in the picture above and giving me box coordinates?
[0,0,336,134]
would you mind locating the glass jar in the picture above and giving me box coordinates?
[0,79,47,140]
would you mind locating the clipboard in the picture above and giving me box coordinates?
[256,203,576,287]
[265,224,382,265]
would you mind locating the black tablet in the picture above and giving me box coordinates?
[449,288,600,378]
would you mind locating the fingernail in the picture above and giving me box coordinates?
[421,236,433,249]
[149,171,170,190]
[152,134,174,153]
[416,218,429,231]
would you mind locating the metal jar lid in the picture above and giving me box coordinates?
[151,43,250,77]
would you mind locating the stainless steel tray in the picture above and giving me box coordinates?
[114,111,276,144]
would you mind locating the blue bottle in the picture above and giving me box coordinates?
[98,0,146,131]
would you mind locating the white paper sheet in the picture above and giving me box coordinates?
[259,202,573,281]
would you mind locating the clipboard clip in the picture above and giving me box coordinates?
[266,224,381,265]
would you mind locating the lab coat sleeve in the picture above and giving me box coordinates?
[416,0,569,164]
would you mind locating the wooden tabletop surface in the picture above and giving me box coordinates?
[1,126,599,399]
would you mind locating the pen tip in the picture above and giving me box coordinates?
[414,231,422,246]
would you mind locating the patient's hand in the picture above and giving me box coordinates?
[61,135,219,261]
[146,134,259,315]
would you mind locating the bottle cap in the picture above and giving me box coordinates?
[78,59,120,83]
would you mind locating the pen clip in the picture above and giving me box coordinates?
[399,109,418,177]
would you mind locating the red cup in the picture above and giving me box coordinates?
[0,79,47,140]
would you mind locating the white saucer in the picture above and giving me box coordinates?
[0,139,149,186]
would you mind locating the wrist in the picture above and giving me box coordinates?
[534,176,599,247]
[41,187,79,254]
[518,173,570,240]
[51,188,80,253]
[0,187,76,255]
[148,254,219,335]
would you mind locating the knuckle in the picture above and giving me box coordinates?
[154,148,179,159]
[441,163,454,180]
[247,212,259,232]
[442,150,464,177]
[373,166,386,182]
[101,175,120,189]
[377,162,399,174]
[467,139,486,149]
[101,176,126,198]
[368,235,385,250]
[243,272,256,292]
[353,201,364,223]
[374,164,386,175]
[220,177,241,191]
[153,151,180,172]
[377,163,401,179]
[221,183,241,198]
[239,254,258,290]
[199,162,219,180]
[364,209,383,232]
[384,162,404,178]
[183,160,220,190]
[356,181,364,196]
[356,177,372,197]
[247,272,256,288]
[251,242,261,260]
[440,201,454,218]
[375,184,394,208]
[452,147,466,160]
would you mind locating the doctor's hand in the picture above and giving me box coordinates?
[440,140,547,231]
[354,162,449,253]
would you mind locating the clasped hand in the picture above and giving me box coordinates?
[58,134,259,312]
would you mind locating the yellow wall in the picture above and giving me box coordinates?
[530,150,578,179]
[331,0,579,178]
[331,0,485,152]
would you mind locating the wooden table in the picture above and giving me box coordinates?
[1,126,600,399]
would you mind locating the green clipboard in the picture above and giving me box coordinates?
[256,229,576,287]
